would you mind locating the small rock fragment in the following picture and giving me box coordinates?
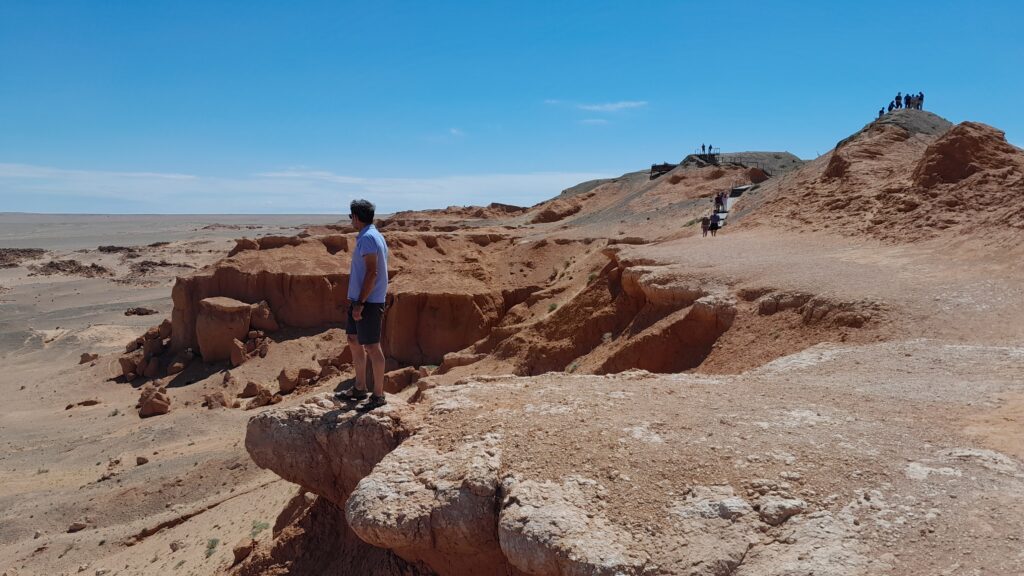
[232,538,256,565]
[759,496,808,526]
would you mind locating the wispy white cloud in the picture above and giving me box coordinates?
[449,127,465,137]
[579,118,608,125]
[0,162,614,214]
[577,100,648,112]
[543,99,562,105]
[0,163,197,181]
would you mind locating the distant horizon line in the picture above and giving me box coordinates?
[0,211,346,216]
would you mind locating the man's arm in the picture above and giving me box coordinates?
[357,252,378,303]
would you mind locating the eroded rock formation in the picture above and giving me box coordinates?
[171,240,348,351]
[196,297,251,362]
[242,379,891,576]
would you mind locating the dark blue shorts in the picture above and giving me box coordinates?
[346,301,385,345]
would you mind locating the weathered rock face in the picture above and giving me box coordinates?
[171,240,348,351]
[347,435,508,575]
[498,477,649,576]
[246,378,888,576]
[249,300,280,332]
[913,121,1020,187]
[232,492,431,576]
[383,291,507,366]
[529,199,581,224]
[195,297,251,362]
[245,398,419,506]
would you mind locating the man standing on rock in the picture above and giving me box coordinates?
[337,199,389,411]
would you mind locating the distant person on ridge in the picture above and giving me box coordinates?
[701,215,710,237]
[701,143,706,156]
[335,198,390,412]
[904,93,911,109]
[895,93,902,109]
[878,107,884,118]
[888,101,895,113]
[918,91,924,110]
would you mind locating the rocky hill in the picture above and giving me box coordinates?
[737,109,1024,252]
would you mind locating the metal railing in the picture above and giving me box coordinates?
[716,154,773,177]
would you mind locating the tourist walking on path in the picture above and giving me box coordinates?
[701,215,710,237]
[709,213,721,237]
[336,198,390,412]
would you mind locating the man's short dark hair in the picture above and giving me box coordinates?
[350,199,375,224]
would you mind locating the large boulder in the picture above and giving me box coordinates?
[238,381,266,399]
[229,338,247,367]
[277,365,319,395]
[249,300,280,332]
[118,349,144,378]
[195,297,251,363]
[137,385,171,418]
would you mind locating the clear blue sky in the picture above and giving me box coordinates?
[1,0,1021,214]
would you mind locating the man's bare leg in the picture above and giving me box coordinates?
[365,343,386,398]
[348,335,368,392]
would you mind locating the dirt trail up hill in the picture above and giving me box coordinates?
[2,109,1023,576]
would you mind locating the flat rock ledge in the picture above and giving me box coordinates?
[245,396,420,505]
[245,388,880,576]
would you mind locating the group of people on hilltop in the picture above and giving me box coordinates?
[699,143,716,161]
[700,190,730,237]
[879,91,925,117]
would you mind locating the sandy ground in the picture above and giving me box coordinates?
[0,215,337,576]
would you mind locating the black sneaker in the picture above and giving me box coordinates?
[334,387,368,402]
[357,394,387,412]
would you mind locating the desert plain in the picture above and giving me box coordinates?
[1,108,1023,576]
